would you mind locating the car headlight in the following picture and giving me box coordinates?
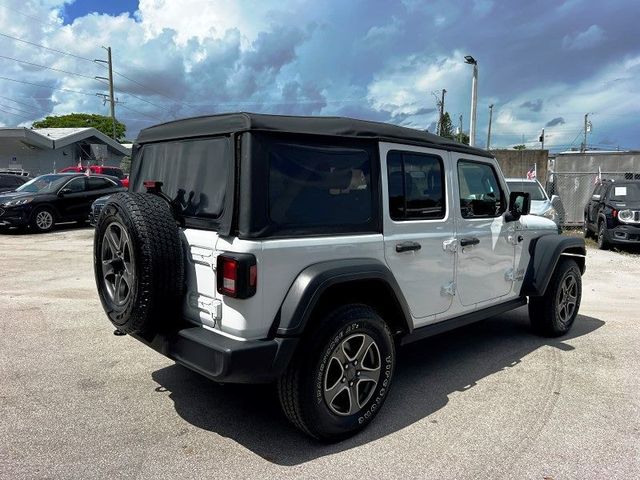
[541,207,558,222]
[618,209,634,223]
[2,197,33,207]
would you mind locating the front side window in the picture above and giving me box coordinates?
[268,142,372,227]
[458,160,504,218]
[387,151,445,220]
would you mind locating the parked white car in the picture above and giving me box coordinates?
[506,178,565,227]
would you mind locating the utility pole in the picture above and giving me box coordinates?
[465,55,478,147]
[581,113,592,153]
[458,114,463,143]
[438,89,446,136]
[95,46,117,140]
[486,104,494,150]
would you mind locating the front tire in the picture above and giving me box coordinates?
[597,221,609,250]
[529,259,582,337]
[30,206,55,233]
[278,304,395,441]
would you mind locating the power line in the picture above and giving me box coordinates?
[0,75,97,96]
[118,103,165,122]
[0,94,42,112]
[0,32,97,64]
[0,107,32,121]
[0,1,63,29]
[0,54,100,81]
[0,102,45,116]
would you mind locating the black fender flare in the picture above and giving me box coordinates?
[521,235,586,297]
[274,258,413,337]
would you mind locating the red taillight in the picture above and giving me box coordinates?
[216,253,257,299]
[612,209,618,218]
[221,258,238,296]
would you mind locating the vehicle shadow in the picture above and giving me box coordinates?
[151,308,604,466]
[0,222,90,235]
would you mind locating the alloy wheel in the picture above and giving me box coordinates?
[556,273,578,324]
[323,333,381,416]
[101,222,135,307]
[36,210,53,230]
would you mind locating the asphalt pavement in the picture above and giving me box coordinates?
[1,226,638,479]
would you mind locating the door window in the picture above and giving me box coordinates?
[88,177,115,191]
[387,151,445,220]
[64,177,86,193]
[457,161,505,218]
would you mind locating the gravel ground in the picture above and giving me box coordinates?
[1,226,639,480]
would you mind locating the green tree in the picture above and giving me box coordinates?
[513,144,527,150]
[437,112,469,145]
[32,113,126,141]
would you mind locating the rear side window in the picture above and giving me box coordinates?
[88,177,115,190]
[132,137,230,218]
[387,151,445,220]
[268,142,372,228]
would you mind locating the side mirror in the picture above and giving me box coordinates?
[550,194,561,208]
[58,188,72,196]
[505,191,530,222]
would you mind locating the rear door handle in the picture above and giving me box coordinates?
[459,237,480,247]
[396,241,422,253]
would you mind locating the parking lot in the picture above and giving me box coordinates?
[1,227,639,480]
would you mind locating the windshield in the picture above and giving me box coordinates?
[609,183,640,202]
[507,181,547,201]
[15,174,71,194]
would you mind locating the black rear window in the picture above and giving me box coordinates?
[268,142,372,228]
[132,137,230,218]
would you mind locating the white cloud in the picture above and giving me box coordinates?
[562,24,605,51]
[367,50,469,123]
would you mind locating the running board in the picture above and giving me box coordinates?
[401,297,527,346]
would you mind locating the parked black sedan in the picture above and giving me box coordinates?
[0,173,125,232]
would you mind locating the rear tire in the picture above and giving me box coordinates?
[278,304,395,441]
[94,192,184,335]
[529,259,581,337]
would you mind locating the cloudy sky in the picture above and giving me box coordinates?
[0,0,638,151]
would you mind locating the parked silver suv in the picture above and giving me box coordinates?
[93,113,585,441]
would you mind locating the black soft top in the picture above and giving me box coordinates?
[135,112,493,158]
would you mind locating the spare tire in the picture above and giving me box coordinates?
[94,192,184,335]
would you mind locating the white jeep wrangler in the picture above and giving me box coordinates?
[94,113,585,441]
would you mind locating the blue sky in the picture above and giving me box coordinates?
[0,0,639,151]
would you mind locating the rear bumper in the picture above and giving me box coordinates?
[606,224,640,244]
[131,326,298,384]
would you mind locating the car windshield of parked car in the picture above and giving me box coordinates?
[507,181,547,201]
[15,174,70,193]
[609,183,640,202]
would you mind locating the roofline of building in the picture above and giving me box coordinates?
[0,127,131,156]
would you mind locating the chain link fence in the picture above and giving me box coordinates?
[550,171,640,227]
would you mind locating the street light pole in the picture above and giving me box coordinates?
[465,55,478,147]
[486,104,494,150]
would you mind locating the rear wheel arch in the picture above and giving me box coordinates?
[274,259,413,339]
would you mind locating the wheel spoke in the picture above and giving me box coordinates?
[105,228,119,253]
[357,368,380,383]
[102,261,114,278]
[355,336,375,364]
[342,334,365,362]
